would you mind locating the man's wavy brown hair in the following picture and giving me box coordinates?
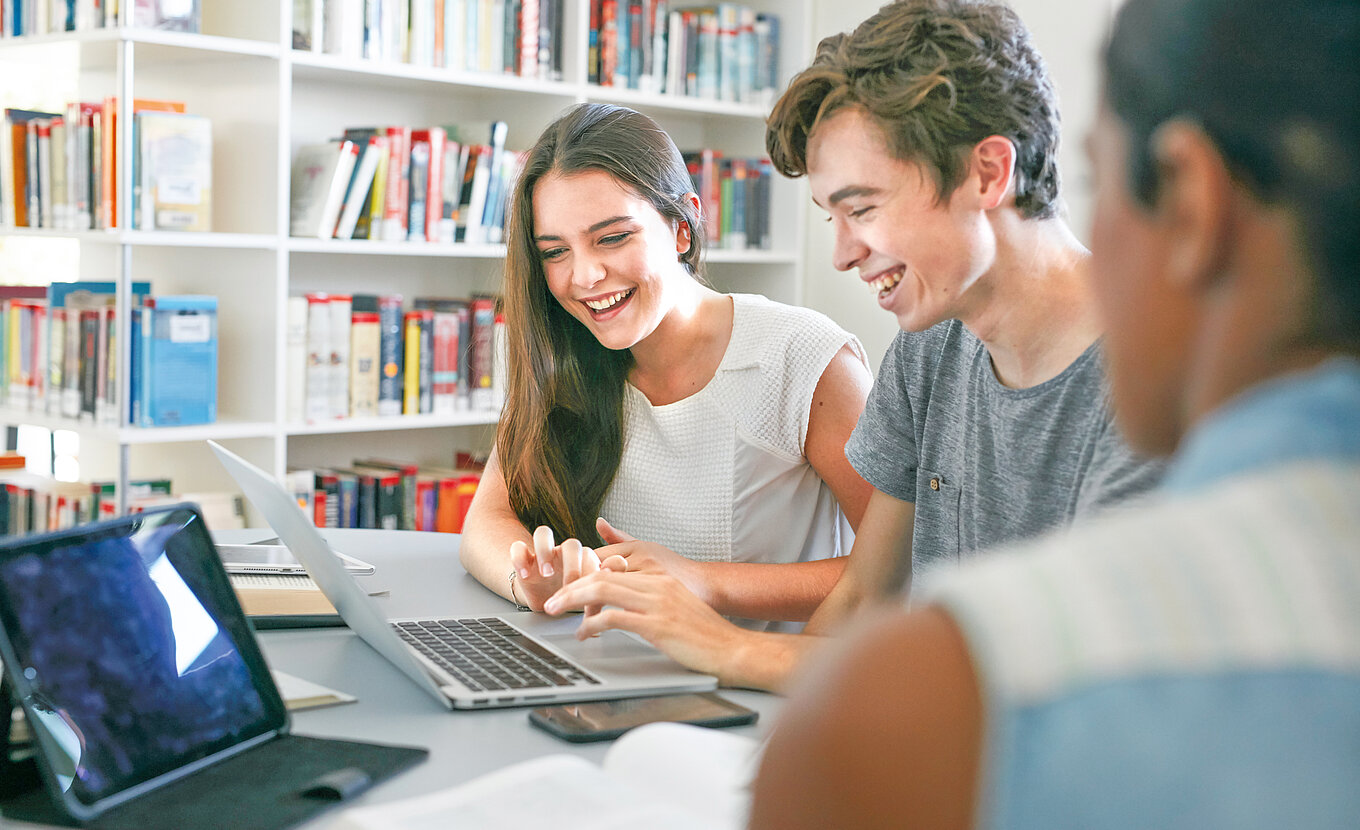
[766,0,1062,219]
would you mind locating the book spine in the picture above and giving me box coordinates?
[418,309,434,413]
[382,126,411,242]
[377,294,404,416]
[469,295,495,409]
[285,295,308,423]
[305,293,331,422]
[328,293,352,419]
[402,310,421,414]
[349,311,381,417]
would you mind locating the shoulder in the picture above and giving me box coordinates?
[727,293,864,371]
[928,460,1360,705]
[750,606,981,830]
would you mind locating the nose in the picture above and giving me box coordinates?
[571,252,607,290]
[830,219,868,272]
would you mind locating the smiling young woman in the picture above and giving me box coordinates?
[458,104,874,624]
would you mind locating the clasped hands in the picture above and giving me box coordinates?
[506,518,740,678]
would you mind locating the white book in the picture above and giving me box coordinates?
[327,294,352,419]
[462,148,491,245]
[444,0,465,69]
[290,140,357,239]
[304,294,331,423]
[324,0,364,58]
[333,137,383,239]
[409,0,435,66]
[332,723,758,830]
[665,10,684,95]
[285,295,309,423]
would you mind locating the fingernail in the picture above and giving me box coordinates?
[519,567,530,579]
[544,599,559,614]
[542,563,555,577]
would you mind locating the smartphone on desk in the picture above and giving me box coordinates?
[529,693,758,743]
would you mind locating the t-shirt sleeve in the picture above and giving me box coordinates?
[846,331,920,502]
[1075,404,1166,516]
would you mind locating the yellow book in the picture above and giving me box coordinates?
[402,311,421,414]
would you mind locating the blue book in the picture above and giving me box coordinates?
[138,295,218,427]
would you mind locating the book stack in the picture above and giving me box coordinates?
[293,0,565,81]
[287,451,485,533]
[289,121,521,245]
[0,0,201,37]
[286,291,505,424]
[0,283,219,429]
[589,3,779,104]
[0,460,245,537]
[1,98,212,232]
[683,150,772,251]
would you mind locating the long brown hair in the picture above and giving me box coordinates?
[498,104,707,546]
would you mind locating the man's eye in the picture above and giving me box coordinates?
[600,232,632,245]
[849,206,875,219]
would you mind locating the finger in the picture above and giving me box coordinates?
[545,572,651,616]
[560,537,583,585]
[580,548,603,617]
[600,554,628,573]
[532,526,556,578]
[508,540,535,579]
[596,517,637,544]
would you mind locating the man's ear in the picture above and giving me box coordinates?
[971,135,1016,211]
[1148,121,1234,292]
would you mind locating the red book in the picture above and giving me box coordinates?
[382,126,412,242]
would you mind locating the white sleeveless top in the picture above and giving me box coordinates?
[600,293,864,577]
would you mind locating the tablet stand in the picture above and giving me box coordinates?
[0,669,41,797]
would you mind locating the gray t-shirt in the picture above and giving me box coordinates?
[846,320,1162,580]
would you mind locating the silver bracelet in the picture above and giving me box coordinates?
[508,570,531,612]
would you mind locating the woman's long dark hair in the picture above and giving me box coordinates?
[498,104,706,546]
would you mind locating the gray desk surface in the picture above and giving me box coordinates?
[223,528,781,826]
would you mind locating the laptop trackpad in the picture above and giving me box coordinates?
[542,630,662,662]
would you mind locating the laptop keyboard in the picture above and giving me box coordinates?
[393,617,602,692]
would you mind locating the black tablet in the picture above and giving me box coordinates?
[0,505,289,821]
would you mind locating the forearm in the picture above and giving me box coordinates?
[459,512,532,604]
[717,628,832,693]
[699,557,848,622]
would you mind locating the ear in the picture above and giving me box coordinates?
[676,192,702,255]
[1148,121,1233,292]
[970,135,1017,211]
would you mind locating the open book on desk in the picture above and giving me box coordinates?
[332,722,761,830]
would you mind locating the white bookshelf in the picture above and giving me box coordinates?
[0,0,813,518]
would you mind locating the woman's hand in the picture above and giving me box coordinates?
[508,525,626,612]
[593,518,713,606]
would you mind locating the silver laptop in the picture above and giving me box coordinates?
[208,441,717,709]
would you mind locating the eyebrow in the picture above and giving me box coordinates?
[534,215,633,242]
[813,185,884,209]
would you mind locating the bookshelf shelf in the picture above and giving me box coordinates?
[1,0,812,525]
[286,238,506,258]
[286,411,500,436]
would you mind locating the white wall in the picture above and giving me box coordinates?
[801,0,1115,370]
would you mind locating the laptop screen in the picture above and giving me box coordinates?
[0,505,287,811]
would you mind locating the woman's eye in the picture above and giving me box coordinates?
[539,247,566,261]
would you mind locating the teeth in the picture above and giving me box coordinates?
[584,290,632,311]
[869,269,904,296]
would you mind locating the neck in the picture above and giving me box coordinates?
[957,212,1102,388]
[628,283,732,405]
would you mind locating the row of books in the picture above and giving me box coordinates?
[294,0,565,81]
[287,292,505,424]
[590,3,780,105]
[1,99,212,232]
[0,0,200,37]
[0,459,244,537]
[287,452,485,533]
[685,151,772,251]
[290,121,519,245]
[1,282,218,429]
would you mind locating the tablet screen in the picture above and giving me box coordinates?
[0,506,287,812]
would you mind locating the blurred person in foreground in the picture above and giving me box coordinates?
[750,0,1360,826]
